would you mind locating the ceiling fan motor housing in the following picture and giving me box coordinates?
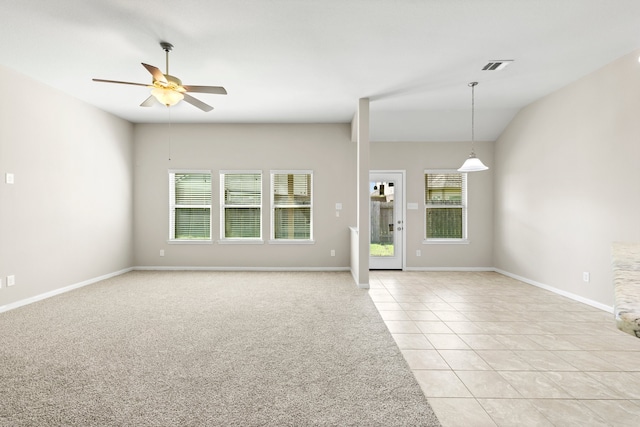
[154,74,185,92]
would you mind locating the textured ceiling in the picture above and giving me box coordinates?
[2,0,640,141]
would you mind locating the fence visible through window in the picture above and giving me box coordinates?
[424,172,466,240]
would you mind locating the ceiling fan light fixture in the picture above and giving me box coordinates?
[151,87,184,106]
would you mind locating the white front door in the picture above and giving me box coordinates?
[369,171,404,270]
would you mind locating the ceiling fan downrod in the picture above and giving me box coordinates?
[160,41,173,75]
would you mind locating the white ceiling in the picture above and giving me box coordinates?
[2,0,640,141]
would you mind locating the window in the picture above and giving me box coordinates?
[169,171,212,241]
[424,171,467,241]
[220,171,262,240]
[271,171,313,241]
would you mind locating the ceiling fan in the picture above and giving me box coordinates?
[93,42,227,112]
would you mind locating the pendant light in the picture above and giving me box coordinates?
[458,82,489,172]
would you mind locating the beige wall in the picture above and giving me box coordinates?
[7,47,637,309]
[133,124,494,271]
[494,49,640,307]
[371,141,494,269]
[0,65,134,309]
[133,123,357,268]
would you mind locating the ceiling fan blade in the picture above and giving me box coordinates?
[140,96,157,107]
[141,63,167,84]
[183,93,213,112]
[92,78,149,87]
[183,85,227,95]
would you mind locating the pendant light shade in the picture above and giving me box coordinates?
[458,82,489,172]
[458,152,489,172]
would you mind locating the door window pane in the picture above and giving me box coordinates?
[370,181,395,256]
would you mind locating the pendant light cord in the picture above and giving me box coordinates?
[469,82,478,155]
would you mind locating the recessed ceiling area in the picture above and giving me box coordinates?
[2,0,639,141]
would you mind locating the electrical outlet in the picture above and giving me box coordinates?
[583,272,590,282]
[330,249,335,257]
[160,249,165,257]
[7,275,16,286]
[416,249,421,257]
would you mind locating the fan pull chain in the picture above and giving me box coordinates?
[168,107,172,161]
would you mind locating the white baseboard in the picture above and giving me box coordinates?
[404,267,495,272]
[0,267,133,314]
[134,266,351,272]
[1,266,612,315]
[495,268,613,313]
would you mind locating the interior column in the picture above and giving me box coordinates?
[356,98,370,288]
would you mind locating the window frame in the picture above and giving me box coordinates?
[423,169,469,245]
[168,170,213,244]
[270,170,314,244]
[219,170,263,244]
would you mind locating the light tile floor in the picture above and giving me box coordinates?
[369,271,640,427]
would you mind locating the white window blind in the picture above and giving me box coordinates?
[271,171,312,240]
[169,171,212,240]
[424,172,467,240]
[220,172,261,239]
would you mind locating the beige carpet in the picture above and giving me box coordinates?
[0,271,440,426]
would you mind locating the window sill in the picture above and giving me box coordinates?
[218,239,264,245]
[422,239,469,245]
[268,239,315,245]
[167,239,213,245]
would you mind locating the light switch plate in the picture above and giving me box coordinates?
[6,173,14,184]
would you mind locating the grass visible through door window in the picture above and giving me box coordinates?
[370,243,394,257]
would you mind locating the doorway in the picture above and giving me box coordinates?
[369,171,404,270]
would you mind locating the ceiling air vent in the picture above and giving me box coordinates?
[482,60,513,71]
